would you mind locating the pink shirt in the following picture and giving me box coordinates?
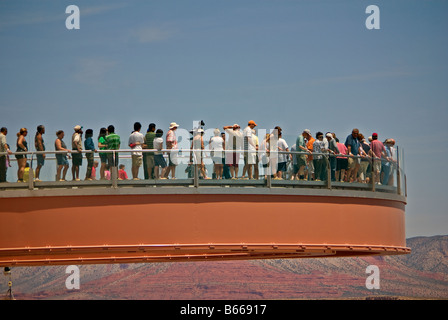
[166,129,178,149]
[337,143,347,158]
[370,140,385,158]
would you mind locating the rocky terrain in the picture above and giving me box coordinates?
[2,235,447,300]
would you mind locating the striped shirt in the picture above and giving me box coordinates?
[105,133,121,150]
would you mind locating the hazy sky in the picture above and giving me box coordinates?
[0,0,447,238]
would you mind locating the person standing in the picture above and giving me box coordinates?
[242,120,257,179]
[128,122,145,180]
[97,127,108,180]
[325,132,339,181]
[345,128,362,183]
[55,130,71,181]
[209,128,224,179]
[153,129,167,179]
[84,129,96,180]
[223,124,243,179]
[165,122,179,179]
[369,133,386,184]
[296,129,311,180]
[15,128,28,182]
[34,125,45,182]
[105,125,121,178]
[0,127,13,182]
[312,132,326,181]
[71,125,83,181]
[275,130,290,180]
[143,123,156,179]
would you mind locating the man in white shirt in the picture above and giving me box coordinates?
[242,120,257,179]
[223,124,243,179]
[128,122,145,180]
[275,130,290,179]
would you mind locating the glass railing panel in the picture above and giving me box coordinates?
[0,146,406,196]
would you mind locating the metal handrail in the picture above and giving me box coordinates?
[0,148,404,196]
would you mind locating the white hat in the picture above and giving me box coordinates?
[326,133,333,138]
[74,125,83,131]
[169,122,179,129]
[303,129,311,135]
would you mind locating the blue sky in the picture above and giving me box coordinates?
[0,0,447,238]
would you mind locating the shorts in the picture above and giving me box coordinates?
[154,154,167,168]
[226,151,240,167]
[348,157,360,169]
[212,157,223,164]
[297,154,306,167]
[107,153,119,167]
[132,155,143,167]
[99,153,107,163]
[72,152,82,166]
[277,162,287,172]
[56,154,69,166]
[168,150,178,166]
[336,158,348,171]
[145,154,155,168]
[244,150,256,165]
[373,159,382,172]
[36,154,45,166]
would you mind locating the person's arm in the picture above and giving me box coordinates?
[17,136,27,151]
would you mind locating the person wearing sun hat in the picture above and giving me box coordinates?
[165,122,179,179]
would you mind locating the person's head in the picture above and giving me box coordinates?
[148,123,156,132]
[232,124,240,130]
[326,132,333,141]
[248,120,257,129]
[302,129,311,138]
[119,164,125,170]
[99,127,107,138]
[316,131,324,140]
[74,125,83,134]
[37,125,45,135]
[0,127,7,135]
[17,128,27,137]
[56,130,64,138]
[351,128,359,138]
[134,122,142,132]
[214,128,220,136]
[156,129,163,137]
[169,122,179,131]
[94,160,99,167]
[358,133,365,141]
[107,125,115,134]
[85,129,93,138]
[372,133,378,140]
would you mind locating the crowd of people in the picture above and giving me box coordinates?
[0,122,398,186]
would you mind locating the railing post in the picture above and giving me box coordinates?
[370,157,376,192]
[194,163,199,188]
[396,146,401,195]
[266,160,271,188]
[28,153,34,190]
[111,151,118,188]
[326,154,331,189]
